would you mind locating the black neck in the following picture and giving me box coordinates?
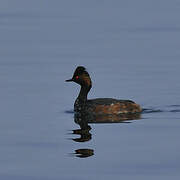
[77,85,91,102]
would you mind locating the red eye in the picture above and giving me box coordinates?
[75,76,79,79]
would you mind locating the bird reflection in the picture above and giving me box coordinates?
[70,111,141,158]
[74,149,94,158]
[72,121,92,142]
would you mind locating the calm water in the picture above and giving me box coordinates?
[0,0,180,179]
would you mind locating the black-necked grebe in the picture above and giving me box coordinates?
[66,66,142,114]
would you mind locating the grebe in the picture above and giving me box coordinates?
[66,66,142,115]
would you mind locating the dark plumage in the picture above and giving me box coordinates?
[66,66,142,114]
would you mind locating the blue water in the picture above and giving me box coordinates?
[0,0,180,179]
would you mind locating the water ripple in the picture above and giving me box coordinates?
[142,105,180,114]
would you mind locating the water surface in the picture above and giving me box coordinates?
[0,0,180,179]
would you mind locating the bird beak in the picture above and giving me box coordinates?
[65,78,73,82]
